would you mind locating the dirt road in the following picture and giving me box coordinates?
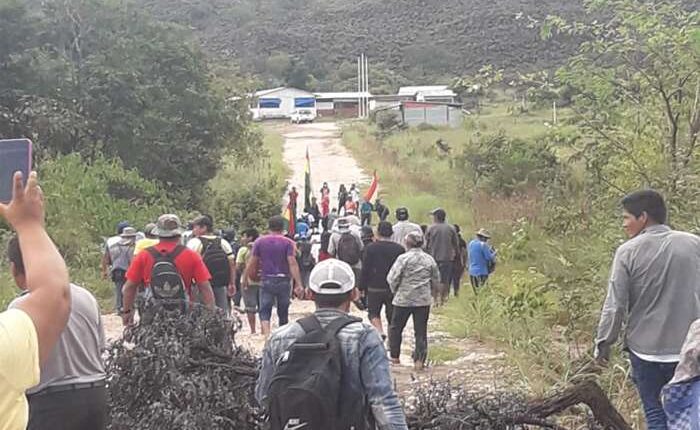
[104,121,507,395]
[279,121,372,207]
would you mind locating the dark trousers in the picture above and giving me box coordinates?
[470,275,489,293]
[367,290,394,327]
[452,268,464,296]
[361,213,372,226]
[629,353,678,430]
[389,305,430,363]
[28,385,108,430]
[112,269,126,313]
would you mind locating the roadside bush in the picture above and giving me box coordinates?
[203,130,288,232]
[0,153,170,308]
[454,134,559,197]
[371,110,405,139]
[40,154,169,264]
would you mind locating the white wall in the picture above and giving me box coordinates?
[256,88,316,119]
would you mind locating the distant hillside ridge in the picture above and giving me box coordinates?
[136,0,587,91]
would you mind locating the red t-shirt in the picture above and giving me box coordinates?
[126,241,211,298]
[321,196,330,217]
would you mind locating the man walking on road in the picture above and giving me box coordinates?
[425,208,459,306]
[391,207,423,250]
[468,228,496,292]
[321,193,331,231]
[256,259,408,429]
[361,221,405,339]
[9,237,108,430]
[288,186,299,220]
[452,225,468,297]
[594,190,700,430]
[187,215,237,313]
[387,232,439,371]
[375,198,390,222]
[360,198,374,226]
[102,226,138,314]
[121,214,215,325]
[329,218,364,288]
[246,216,304,337]
[237,229,261,334]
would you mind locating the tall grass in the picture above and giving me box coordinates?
[341,102,644,427]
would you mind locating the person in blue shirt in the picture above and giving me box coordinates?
[360,199,374,226]
[295,218,310,240]
[468,228,496,293]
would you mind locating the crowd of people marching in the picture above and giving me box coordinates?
[3,172,700,430]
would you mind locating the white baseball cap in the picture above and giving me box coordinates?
[309,259,356,295]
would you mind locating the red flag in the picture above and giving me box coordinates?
[364,170,378,202]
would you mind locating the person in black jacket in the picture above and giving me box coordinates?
[360,221,405,339]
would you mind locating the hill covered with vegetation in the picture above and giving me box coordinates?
[135,0,587,92]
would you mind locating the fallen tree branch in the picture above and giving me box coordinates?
[527,380,632,430]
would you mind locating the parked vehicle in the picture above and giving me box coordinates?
[290,109,317,124]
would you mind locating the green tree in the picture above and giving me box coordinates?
[541,0,700,222]
[0,0,253,203]
[452,65,504,112]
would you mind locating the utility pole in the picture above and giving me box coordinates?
[357,53,370,118]
[357,56,361,118]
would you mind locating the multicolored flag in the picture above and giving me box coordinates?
[364,170,379,202]
[283,202,296,237]
[304,146,312,210]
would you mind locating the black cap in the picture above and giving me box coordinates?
[192,215,214,230]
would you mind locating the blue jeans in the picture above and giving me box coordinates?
[629,352,678,430]
[259,277,291,325]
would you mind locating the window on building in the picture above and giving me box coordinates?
[259,98,281,109]
[294,97,316,108]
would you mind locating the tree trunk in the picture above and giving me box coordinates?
[527,380,632,430]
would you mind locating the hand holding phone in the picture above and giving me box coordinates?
[0,139,33,203]
[0,170,45,232]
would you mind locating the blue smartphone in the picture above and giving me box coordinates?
[0,139,33,203]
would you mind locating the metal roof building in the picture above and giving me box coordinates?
[398,85,457,103]
[250,87,316,120]
[314,92,373,118]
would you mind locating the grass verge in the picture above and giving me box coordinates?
[341,106,645,426]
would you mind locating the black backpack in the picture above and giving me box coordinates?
[298,241,315,269]
[267,315,364,430]
[199,237,231,287]
[336,232,361,266]
[147,246,187,308]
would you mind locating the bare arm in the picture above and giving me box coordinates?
[101,249,110,279]
[245,255,260,282]
[1,172,71,364]
[197,281,215,309]
[121,279,139,325]
[228,259,237,295]
[288,256,304,295]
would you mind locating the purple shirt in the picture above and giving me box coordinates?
[253,234,296,277]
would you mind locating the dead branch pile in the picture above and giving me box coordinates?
[404,380,627,430]
[105,303,629,430]
[105,302,262,430]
